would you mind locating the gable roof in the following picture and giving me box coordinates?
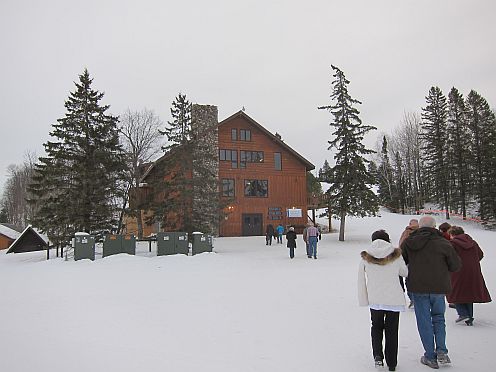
[218,110,315,171]
[0,223,22,240]
[7,225,48,254]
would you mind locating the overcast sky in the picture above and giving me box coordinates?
[1,0,495,194]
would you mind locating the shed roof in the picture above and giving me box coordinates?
[7,225,48,254]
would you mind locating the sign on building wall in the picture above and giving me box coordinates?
[268,207,282,220]
[287,208,302,218]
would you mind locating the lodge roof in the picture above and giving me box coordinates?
[218,110,315,171]
[0,223,22,240]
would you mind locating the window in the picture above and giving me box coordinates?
[240,129,251,141]
[222,179,235,197]
[219,149,238,168]
[274,152,282,170]
[240,151,264,168]
[244,179,268,197]
[231,128,237,141]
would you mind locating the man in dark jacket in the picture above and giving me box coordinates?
[401,216,461,369]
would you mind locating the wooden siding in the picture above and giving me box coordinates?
[0,235,14,250]
[219,115,309,236]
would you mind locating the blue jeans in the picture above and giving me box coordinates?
[411,293,448,360]
[308,236,318,257]
[455,303,473,318]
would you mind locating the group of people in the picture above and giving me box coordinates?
[266,222,322,259]
[265,223,285,245]
[358,215,492,371]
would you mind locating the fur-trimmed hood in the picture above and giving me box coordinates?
[361,239,401,265]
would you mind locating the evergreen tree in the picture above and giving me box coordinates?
[466,90,496,222]
[376,136,397,211]
[147,94,194,233]
[318,65,379,241]
[447,87,470,219]
[28,69,124,245]
[421,86,450,219]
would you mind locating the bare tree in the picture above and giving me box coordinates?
[1,152,37,226]
[119,108,163,238]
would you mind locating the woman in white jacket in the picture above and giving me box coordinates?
[358,230,408,372]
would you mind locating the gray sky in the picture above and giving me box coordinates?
[1,0,495,194]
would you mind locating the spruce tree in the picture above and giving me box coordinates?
[421,86,450,219]
[147,93,194,233]
[318,65,379,241]
[28,69,124,245]
[447,87,470,219]
[466,90,496,223]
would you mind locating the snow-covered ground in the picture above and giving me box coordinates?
[0,210,493,372]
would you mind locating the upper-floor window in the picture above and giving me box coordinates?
[240,151,264,168]
[274,152,282,171]
[221,179,235,197]
[231,128,237,141]
[244,179,268,197]
[240,129,251,141]
[219,149,238,168]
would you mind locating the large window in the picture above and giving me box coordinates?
[231,128,237,141]
[240,151,264,168]
[244,179,268,197]
[274,152,282,170]
[219,149,238,168]
[222,179,235,197]
[240,129,251,141]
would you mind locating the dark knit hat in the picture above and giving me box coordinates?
[371,229,390,243]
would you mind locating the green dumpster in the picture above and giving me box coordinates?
[103,234,136,257]
[74,233,95,261]
[122,234,136,255]
[192,232,212,255]
[157,232,189,256]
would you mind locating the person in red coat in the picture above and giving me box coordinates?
[446,226,492,326]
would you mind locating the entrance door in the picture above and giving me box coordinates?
[242,213,263,236]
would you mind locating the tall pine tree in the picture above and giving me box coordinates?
[318,65,378,241]
[28,69,124,245]
[421,86,450,219]
[447,87,470,219]
[146,93,194,233]
[466,90,496,223]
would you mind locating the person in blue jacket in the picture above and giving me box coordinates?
[276,223,284,244]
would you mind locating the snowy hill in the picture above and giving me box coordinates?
[0,211,493,372]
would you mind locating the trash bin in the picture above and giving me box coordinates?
[192,232,212,255]
[103,234,136,257]
[74,233,95,261]
[122,234,136,255]
[175,232,189,255]
[157,232,189,256]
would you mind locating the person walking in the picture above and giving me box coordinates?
[401,215,461,369]
[306,222,319,259]
[302,224,310,257]
[399,219,419,308]
[286,226,297,259]
[438,222,451,240]
[276,223,284,244]
[358,230,408,372]
[446,226,491,326]
[265,224,274,245]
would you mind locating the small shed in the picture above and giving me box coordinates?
[7,225,48,254]
[0,223,23,250]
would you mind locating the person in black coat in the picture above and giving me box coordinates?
[286,226,297,259]
[266,224,275,245]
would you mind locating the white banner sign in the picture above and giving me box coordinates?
[287,208,302,218]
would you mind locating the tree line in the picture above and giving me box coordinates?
[0,69,217,246]
[370,87,496,226]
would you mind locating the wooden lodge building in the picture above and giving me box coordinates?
[126,106,315,237]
